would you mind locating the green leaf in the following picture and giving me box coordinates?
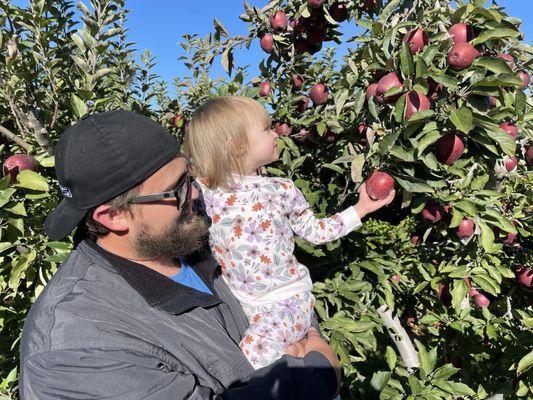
[415,339,432,375]
[490,128,517,157]
[450,107,473,134]
[471,28,521,45]
[400,42,414,78]
[394,94,406,123]
[350,154,365,183]
[70,94,88,118]
[416,130,441,156]
[379,131,400,155]
[433,364,460,381]
[473,57,513,74]
[430,75,458,89]
[0,188,16,208]
[335,89,349,116]
[407,109,435,123]
[369,371,391,394]
[385,346,397,371]
[221,46,234,75]
[454,200,477,216]
[16,170,48,191]
[395,176,434,193]
[8,250,37,290]
[478,222,495,253]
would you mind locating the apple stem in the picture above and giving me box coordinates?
[377,305,419,372]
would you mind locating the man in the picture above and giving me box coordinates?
[19,110,341,399]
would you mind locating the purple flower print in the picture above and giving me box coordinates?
[279,297,298,319]
[246,245,260,259]
[275,224,290,242]
[245,222,264,243]
[204,195,220,215]
[258,325,273,338]
[253,339,269,356]
[234,270,255,293]
[276,329,293,347]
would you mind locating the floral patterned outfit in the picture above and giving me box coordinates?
[200,174,362,369]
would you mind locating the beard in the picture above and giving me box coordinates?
[133,209,209,262]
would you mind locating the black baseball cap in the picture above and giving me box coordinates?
[45,110,182,240]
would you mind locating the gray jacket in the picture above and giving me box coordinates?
[19,240,336,399]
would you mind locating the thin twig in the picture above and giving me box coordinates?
[26,111,53,154]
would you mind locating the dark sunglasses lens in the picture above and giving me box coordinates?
[176,176,193,210]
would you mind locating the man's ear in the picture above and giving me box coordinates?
[91,204,130,233]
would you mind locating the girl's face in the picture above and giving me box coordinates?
[241,116,279,174]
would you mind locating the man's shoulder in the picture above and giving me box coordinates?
[20,242,131,359]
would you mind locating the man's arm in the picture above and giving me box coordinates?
[20,339,338,400]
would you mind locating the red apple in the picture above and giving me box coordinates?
[292,74,304,89]
[376,72,403,104]
[365,83,380,103]
[448,23,474,44]
[260,34,274,53]
[329,2,348,22]
[517,267,532,287]
[438,283,452,307]
[504,155,518,172]
[427,78,443,102]
[526,146,533,166]
[172,114,186,129]
[457,218,475,238]
[499,122,518,140]
[259,81,271,97]
[357,123,367,136]
[391,275,401,283]
[3,154,39,181]
[298,96,310,112]
[273,122,292,136]
[487,96,497,109]
[518,70,530,89]
[410,235,421,245]
[307,29,325,45]
[308,0,324,8]
[469,288,478,297]
[310,83,328,105]
[496,53,515,70]
[269,10,287,31]
[474,293,490,308]
[365,170,395,200]
[448,42,476,70]
[403,28,429,54]
[435,133,465,165]
[504,231,517,245]
[403,91,430,120]
[422,202,443,223]
[324,130,336,143]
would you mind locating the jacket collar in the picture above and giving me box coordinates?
[84,239,222,315]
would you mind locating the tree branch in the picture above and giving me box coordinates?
[0,124,32,151]
[26,111,54,154]
[377,305,420,372]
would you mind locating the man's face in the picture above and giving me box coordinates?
[128,157,208,261]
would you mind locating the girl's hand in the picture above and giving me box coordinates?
[354,182,396,219]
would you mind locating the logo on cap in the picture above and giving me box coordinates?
[60,185,73,198]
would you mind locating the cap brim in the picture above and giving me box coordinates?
[44,198,89,241]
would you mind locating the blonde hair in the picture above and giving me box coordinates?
[185,96,270,189]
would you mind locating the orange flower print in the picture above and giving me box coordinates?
[252,202,264,212]
[252,314,261,323]
[260,220,271,230]
[226,193,237,206]
[212,214,220,223]
[260,255,272,264]
[234,225,243,238]
[244,335,254,344]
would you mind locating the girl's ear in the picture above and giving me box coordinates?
[91,204,130,233]
[226,137,246,158]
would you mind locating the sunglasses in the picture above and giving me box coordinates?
[127,170,193,211]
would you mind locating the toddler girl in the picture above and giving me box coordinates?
[185,96,394,369]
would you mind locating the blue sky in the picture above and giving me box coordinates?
[124,0,531,91]
[11,0,532,91]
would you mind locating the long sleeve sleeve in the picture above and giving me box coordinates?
[288,182,362,245]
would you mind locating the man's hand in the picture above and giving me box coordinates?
[285,328,341,397]
[354,181,395,219]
